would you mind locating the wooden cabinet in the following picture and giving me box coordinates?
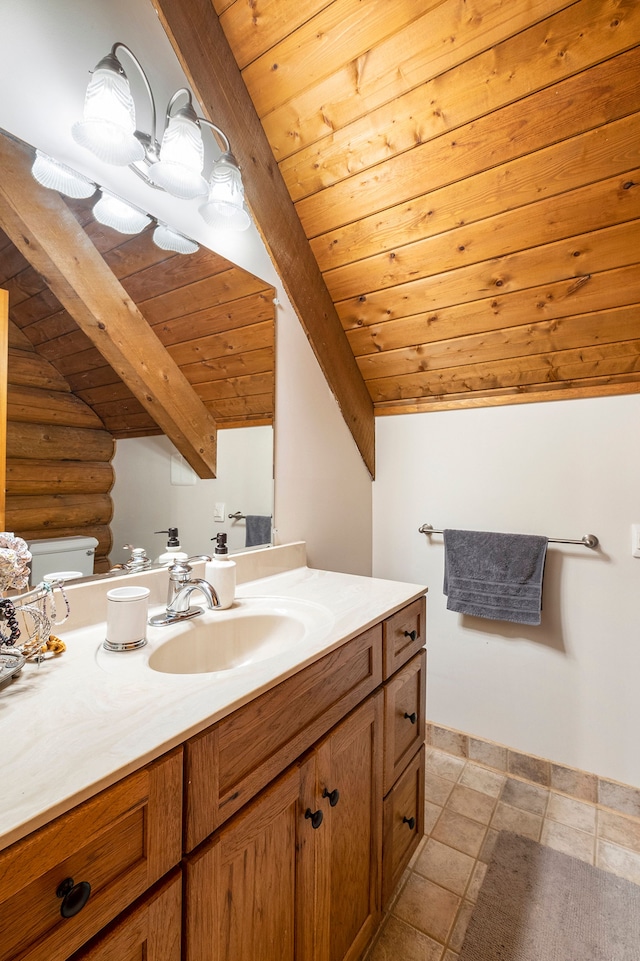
[0,749,182,961]
[2,593,426,961]
[184,694,383,961]
[184,623,382,849]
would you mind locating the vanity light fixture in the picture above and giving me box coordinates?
[32,150,95,198]
[71,42,250,230]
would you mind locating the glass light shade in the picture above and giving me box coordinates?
[147,111,207,199]
[72,59,144,166]
[93,192,150,234]
[198,152,250,231]
[32,151,95,198]
[153,224,199,255]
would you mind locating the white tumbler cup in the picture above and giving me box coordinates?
[104,586,150,651]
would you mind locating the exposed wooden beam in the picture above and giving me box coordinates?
[0,132,219,478]
[152,0,375,478]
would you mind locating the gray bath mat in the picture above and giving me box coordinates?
[458,831,640,960]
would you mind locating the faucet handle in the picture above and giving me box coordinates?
[167,559,193,581]
[186,555,213,564]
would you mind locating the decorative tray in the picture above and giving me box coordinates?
[0,650,26,690]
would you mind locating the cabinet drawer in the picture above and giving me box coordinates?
[383,649,426,794]
[383,596,426,678]
[68,871,181,961]
[185,623,383,850]
[382,745,425,906]
[0,749,182,961]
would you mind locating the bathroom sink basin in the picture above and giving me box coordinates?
[147,597,333,674]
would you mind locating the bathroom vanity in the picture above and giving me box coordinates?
[0,551,426,961]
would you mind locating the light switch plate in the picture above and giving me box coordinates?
[632,524,640,558]
[214,502,225,522]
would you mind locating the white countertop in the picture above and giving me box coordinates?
[2,561,425,851]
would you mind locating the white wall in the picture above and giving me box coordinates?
[373,394,640,787]
[111,428,273,563]
[273,292,373,575]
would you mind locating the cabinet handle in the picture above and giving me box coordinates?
[404,711,417,725]
[402,816,416,830]
[322,787,340,807]
[56,877,92,918]
[305,807,323,829]
[403,629,417,641]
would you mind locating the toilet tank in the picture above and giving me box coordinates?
[28,536,99,585]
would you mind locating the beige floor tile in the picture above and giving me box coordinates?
[442,952,459,961]
[540,818,595,863]
[425,770,456,806]
[447,783,497,825]
[367,915,444,961]
[431,808,487,858]
[596,839,640,885]
[427,749,466,783]
[478,827,500,863]
[425,800,443,835]
[459,763,506,798]
[414,838,475,896]
[448,899,475,953]
[545,792,596,834]
[465,860,488,902]
[393,873,461,944]
[598,808,640,855]
[491,801,542,841]
[500,778,548,816]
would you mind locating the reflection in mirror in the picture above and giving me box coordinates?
[1,138,275,585]
[111,430,274,562]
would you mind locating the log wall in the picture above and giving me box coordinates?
[5,332,114,573]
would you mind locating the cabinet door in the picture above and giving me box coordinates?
[184,759,320,961]
[312,693,383,961]
[67,872,181,961]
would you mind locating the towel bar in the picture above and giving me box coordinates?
[418,524,598,549]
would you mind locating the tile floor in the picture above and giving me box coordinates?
[364,746,640,961]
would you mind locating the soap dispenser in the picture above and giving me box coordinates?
[205,533,236,610]
[155,528,188,566]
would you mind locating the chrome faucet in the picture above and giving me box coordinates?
[150,557,220,626]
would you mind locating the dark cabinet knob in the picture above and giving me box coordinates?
[322,787,340,807]
[305,807,323,829]
[56,877,92,918]
[402,816,416,830]
[403,629,417,641]
[404,711,417,724]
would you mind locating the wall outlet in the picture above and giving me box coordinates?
[632,524,640,558]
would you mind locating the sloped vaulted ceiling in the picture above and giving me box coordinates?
[159,0,640,417]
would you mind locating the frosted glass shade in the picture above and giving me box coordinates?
[93,192,150,234]
[199,152,250,231]
[72,62,144,166]
[153,225,199,254]
[32,151,95,198]
[147,111,207,199]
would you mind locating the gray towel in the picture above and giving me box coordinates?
[245,515,272,548]
[443,529,548,625]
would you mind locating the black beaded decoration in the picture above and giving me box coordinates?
[0,598,21,646]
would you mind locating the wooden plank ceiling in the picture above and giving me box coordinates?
[1,179,275,437]
[211,0,640,413]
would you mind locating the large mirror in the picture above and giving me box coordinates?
[1,148,275,582]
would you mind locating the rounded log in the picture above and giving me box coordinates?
[6,422,114,462]
[5,459,114,495]
[5,493,113,532]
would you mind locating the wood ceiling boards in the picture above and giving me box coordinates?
[208,0,640,414]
